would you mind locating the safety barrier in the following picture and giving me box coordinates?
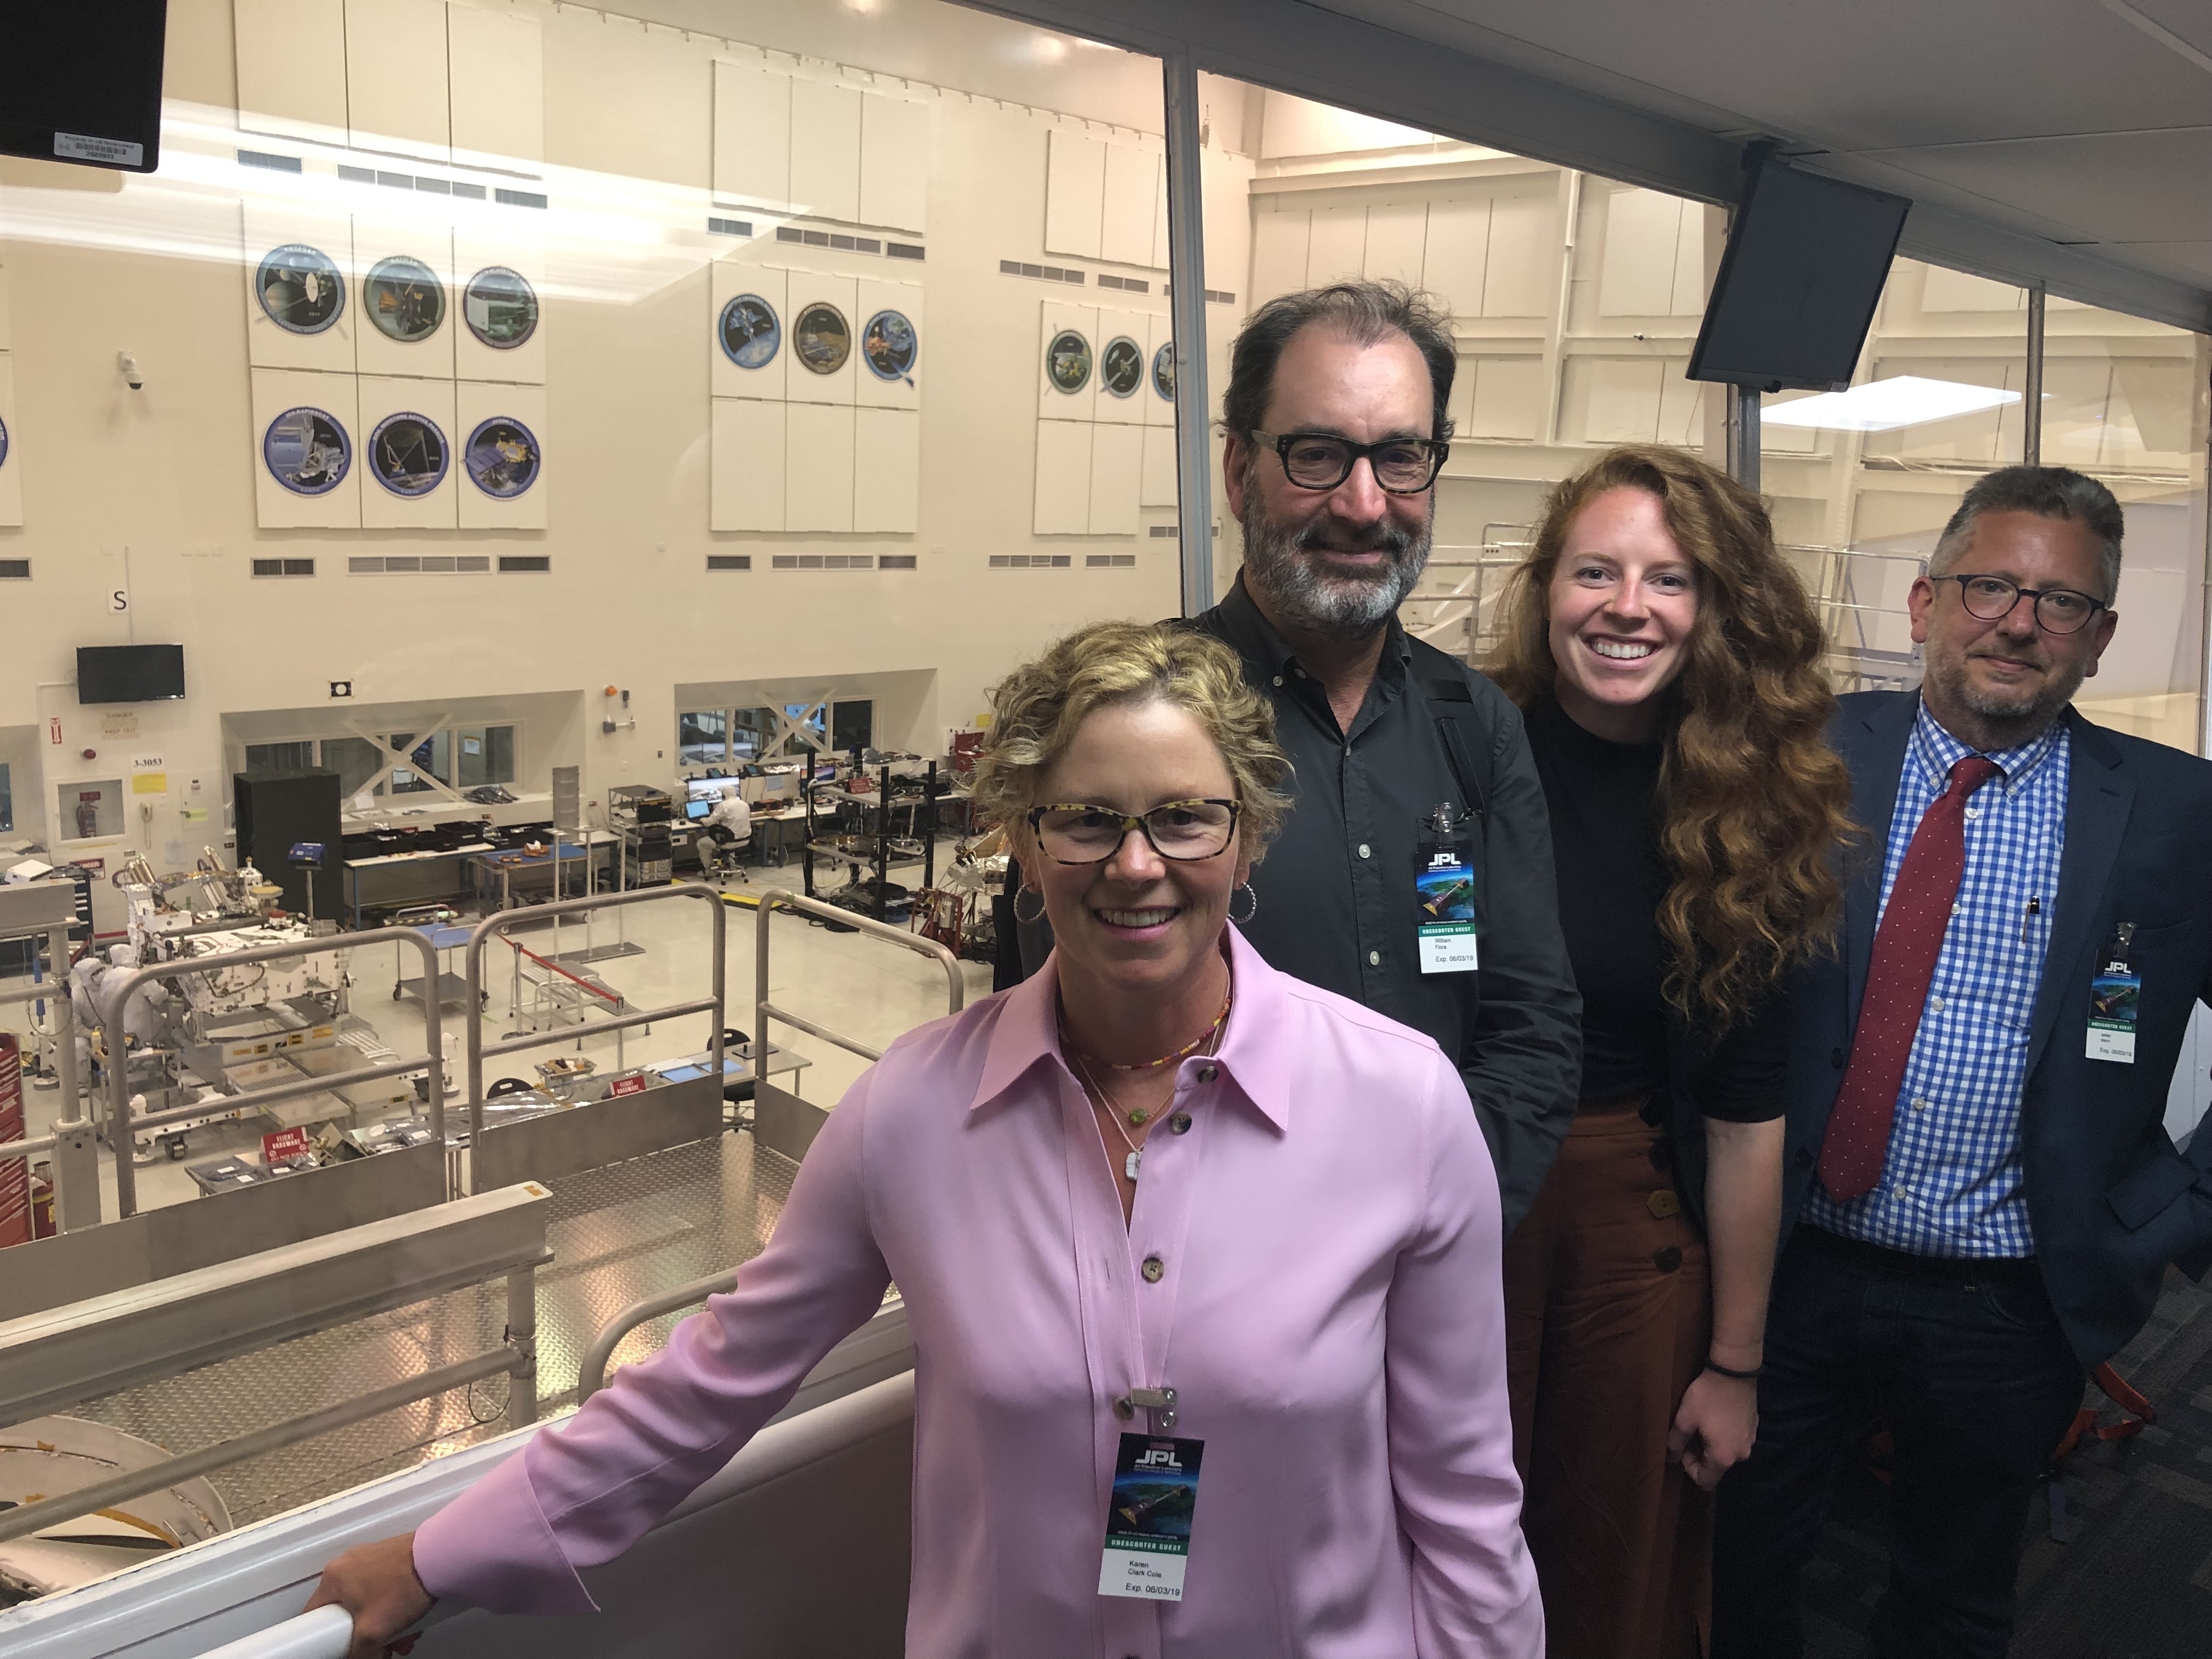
[748,888,962,1160]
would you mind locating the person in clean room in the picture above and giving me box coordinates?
[1484,444,1853,1658]
[693,781,752,882]
[1194,279,1582,1232]
[1710,466,2212,1659]
[309,619,1544,1659]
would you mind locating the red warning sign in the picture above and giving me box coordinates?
[262,1125,314,1170]
[608,1073,650,1097]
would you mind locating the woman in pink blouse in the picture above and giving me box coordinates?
[312,620,1541,1658]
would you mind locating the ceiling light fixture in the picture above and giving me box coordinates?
[1759,375,2023,432]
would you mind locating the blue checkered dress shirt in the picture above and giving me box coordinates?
[1805,700,2070,1257]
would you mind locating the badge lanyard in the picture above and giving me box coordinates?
[2086,921,2139,1065]
[1416,801,1479,974]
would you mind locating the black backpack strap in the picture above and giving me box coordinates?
[1421,678,1491,825]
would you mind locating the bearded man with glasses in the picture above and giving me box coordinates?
[1190,280,1582,1232]
[1713,465,2212,1659]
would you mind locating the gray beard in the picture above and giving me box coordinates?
[1238,499,1432,641]
[1921,647,2087,744]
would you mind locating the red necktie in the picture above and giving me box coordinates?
[1818,754,2004,1201]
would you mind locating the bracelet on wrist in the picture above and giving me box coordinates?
[1705,1357,1762,1382]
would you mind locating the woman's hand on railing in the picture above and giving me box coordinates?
[304,1532,434,1659]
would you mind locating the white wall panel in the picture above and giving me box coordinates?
[453,231,546,386]
[853,409,921,534]
[858,93,930,234]
[1422,199,1489,322]
[1482,193,1554,318]
[1562,357,1663,444]
[1044,129,1105,261]
[1363,202,1427,286]
[235,0,349,145]
[1087,424,1142,537]
[358,374,458,529]
[1250,208,1311,304]
[242,202,356,374]
[1920,264,2022,312]
[0,354,21,526]
[448,5,544,171]
[789,80,861,225]
[1032,420,1091,534]
[711,398,784,531]
[1669,202,1708,316]
[1038,301,1101,422]
[346,0,452,160]
[251,368,361,530]
[1306,205,1366,285]
[455,381,547,530]
[714,61,792,211]
[351,218,455,381]
[785,403,855,533]
[1101,144,1158,268]
[0,256,11,351]
[1465,356,1545,441]
[1149,153,1171,269]
[1599,189,1681,317]
[854,279,923,411]
[1655,363,1705,447]
[711,262,787,402]
[1143,312,1175,428]
[1139,424,1177,509]
[785,274,858,406]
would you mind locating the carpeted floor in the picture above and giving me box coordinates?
[1799,1267,2212,1659]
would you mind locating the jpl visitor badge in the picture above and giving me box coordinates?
[2087,923,2138,1065]
[1416,820,1479,974]
[1099,1434,1204,1601]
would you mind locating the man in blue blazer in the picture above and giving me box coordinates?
[1712,465,2212,1659]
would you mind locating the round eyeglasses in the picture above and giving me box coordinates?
[1025,799,1241,865]
[1944,574,2108,636]
[1249,430,1448,495]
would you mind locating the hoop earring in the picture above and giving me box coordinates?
[1227,883,1258,926]
[1014,884,1047,925]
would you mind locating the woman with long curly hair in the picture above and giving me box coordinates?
[1486,444,1853,1658]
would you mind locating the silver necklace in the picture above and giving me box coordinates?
[1068,1018,1226,1186]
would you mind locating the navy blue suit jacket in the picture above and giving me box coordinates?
[1783,691,2212,1369]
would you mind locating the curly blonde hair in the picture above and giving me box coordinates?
[972,620,1292,857]
[1486,444,1856,1028]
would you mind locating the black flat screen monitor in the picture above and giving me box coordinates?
[0,4,168,175]
[78,645,185,703]
[1688,156,1911,393]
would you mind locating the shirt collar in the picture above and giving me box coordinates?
[967,925,1293,1133]
[1910,696,2067,792]
[1217,571,1413,685]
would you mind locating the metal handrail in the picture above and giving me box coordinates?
[96,927,448,1218]
[753,888,962,1066]
[461,883,727,1187]
[193,1605,353,1659]
[577,1266,738,1402]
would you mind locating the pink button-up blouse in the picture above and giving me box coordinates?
[414,927,1542,1657]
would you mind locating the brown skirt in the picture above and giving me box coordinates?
[1504,1098,1711,1659]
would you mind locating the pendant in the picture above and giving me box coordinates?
[1127,1107,1149,1127]
[1126,1149,1142,1182]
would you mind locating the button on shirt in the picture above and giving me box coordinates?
[1806,702,2068,1257]
[414,927,1542,1658]
[1192,577,1581,1228]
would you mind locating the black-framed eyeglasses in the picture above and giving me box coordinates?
[1249,430,1448,494]
[1943,574,2109,636]
[1024,799,1242,864]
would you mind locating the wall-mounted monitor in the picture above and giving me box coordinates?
[1688,155,1911,394]
[0,4,168,175]
[77,644,185,704]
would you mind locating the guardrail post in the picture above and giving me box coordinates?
[506,1263,539,1425]
[46,919,98,1229]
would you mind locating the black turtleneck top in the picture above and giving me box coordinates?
[1522,695,1671,1103]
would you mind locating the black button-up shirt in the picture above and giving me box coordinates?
[1194,576,1582,1228]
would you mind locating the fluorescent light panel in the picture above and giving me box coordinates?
[1761,375,2022,433]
